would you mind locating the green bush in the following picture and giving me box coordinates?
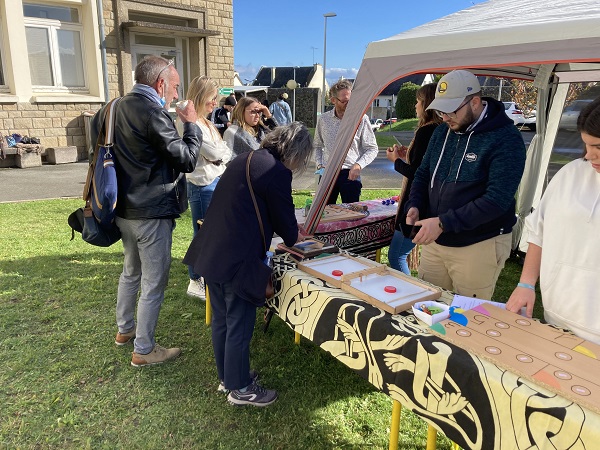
[395,82,420,119]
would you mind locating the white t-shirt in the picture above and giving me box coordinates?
[526,158,600,343]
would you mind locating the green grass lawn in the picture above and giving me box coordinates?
[0,196,540,449]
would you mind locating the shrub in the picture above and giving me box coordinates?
[395,82,420,120]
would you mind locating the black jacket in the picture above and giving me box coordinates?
[407,97,526,247]
[183,148,298,284]
[393,123,439,237]
[91,91,202,219]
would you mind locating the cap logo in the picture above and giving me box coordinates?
[438,82,448,95]
[467,87,473,92]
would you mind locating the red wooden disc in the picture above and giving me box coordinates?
[384,285,397,293]
[332,269,343,276]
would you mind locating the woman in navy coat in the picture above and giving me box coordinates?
[183,122,312,407]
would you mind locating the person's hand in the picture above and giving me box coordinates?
[506,286,535,318]
[386,146,398,162]
[412,217,443,245]
[406,207,419,225]
[395,143,408,160]
[296,228,310,243]
[258,104,272,118]
[176,101,198,124]
[348,163,361,180]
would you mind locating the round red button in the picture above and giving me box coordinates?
[384,286,397,293]
[332,270,343,276]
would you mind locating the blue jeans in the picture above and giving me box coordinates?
[206,279,257,391]
[187,178,219,279]
[388,229,416,275]
[115,217,175,355]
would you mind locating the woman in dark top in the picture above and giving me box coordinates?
[386,83,442,274]
[183,122,312,407]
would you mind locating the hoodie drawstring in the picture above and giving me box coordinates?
[431,128,451,190]
[454,131,474,183]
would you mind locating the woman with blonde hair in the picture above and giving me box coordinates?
[224,96,277,158]
[183,75,232,299]
[386,83,442,274]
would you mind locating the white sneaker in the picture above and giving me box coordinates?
[187,278,206,300]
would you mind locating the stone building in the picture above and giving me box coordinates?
[0,0,233,167]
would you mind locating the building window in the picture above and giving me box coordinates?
[24,3,85,88]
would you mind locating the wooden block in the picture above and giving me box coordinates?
[15,152,41,168]
[298,253,441,313]
[432,305,600,414]
[46,146,78,165]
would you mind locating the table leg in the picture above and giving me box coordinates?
[389,400,402,450]
[294,331,301,345]
[375,248,381,263]
[426,424,437,450]
[205,287,211,325]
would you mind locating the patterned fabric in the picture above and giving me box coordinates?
[311,200,396,256]
[269,254,600,450]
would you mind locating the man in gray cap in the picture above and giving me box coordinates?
[405,70,526,299]
[211,93,237,136]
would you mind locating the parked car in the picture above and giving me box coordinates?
[559,99,594,131]
[370,118,383,131]
[503,102,536,131]
[379,118,398,129]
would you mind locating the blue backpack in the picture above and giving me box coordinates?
[68,98,122,246]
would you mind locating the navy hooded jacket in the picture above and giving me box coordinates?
[406,97,526,247]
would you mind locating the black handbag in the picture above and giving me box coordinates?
[231,151,274,306]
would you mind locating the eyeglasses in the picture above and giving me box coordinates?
[334,97,349,105]
[246,109,262,115]
[434,99,471,119]
[154,59,174,83]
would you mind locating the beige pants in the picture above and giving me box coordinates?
[418,233,512,299]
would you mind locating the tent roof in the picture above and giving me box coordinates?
[306,0,600,232]
[366,0,600,62]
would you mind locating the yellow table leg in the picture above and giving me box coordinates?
[426,424,437,450]
[205,287,211,325]
[294,331,301,345]
[375,248,381,263]
[389,400,402,450]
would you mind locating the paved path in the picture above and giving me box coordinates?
[0,131,534,203]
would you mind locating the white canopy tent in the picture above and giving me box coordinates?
[307,0,600,253]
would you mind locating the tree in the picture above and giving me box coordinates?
[395,82,420,120]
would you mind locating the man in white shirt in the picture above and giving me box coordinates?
[314,79,378,204]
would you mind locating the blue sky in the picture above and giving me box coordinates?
[233,1,484,85]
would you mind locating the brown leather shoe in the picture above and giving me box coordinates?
[131,344,181,367]
[115,327,136,346]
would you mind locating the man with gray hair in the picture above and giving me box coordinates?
[91,55,202,366]
[314,79,378,204]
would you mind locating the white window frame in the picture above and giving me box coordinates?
[24,6,87,92]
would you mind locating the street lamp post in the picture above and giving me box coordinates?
[293,66,297,121]
[322,12,336,114]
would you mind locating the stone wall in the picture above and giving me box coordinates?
[252,88,320,128]
[0,0,233,167]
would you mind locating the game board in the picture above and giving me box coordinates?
[431,304,600,414]
[318,204,368,223]
[298,254,441,314]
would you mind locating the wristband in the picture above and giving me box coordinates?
[517,282,535,291]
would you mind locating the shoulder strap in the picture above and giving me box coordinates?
[246,151,267,253]
[82,98,121,201]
